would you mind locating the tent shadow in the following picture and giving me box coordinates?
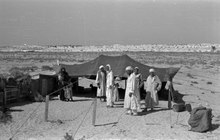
[138,108,170,116]
[8,109,24,112]
[95,121,118,127]
[210,124,220,132]
[113,102,124,106]
[113,105,123,108]
[173,90,185,104]
[72,99,92,102]
[7,100,34,108]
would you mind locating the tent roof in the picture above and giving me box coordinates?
[55,54,180,81]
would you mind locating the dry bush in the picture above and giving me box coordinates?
[187,73,196,79]
[207,81,212,85]
[9,66,37,79]
[191,81,198,84]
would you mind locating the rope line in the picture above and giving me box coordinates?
[72,101,94,139]
[9,102,43,140]
[48,80,79,96]
[116,110,126,124]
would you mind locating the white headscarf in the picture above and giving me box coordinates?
[99,65,104,69]
[125,66,133,71]
[149,68,155,73]
[106,64,112,71]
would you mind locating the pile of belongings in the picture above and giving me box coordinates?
[172,103,192,112]
[188,106,213,132]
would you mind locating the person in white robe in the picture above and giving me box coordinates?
[144,68,162,111]
[124,66,138,115]
[95,65,107,102]
[134,67,143,110]
[113,77,120,102]
[106,64,114,107]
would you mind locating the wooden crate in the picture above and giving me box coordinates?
[0,92,3,104]
[4,87,19,103]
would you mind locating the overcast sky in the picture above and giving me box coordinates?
[0,0,220,46]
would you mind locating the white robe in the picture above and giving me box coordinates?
[95,70,106,97]
[106,70,114,106]
[124,73,138,110]
[135,73,142,108]
[113,83,119,102]
[144,75,162,108]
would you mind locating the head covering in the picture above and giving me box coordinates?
[135,67,139,70]
[99,65,104,69]
[125,66,133,71]
[61,67,66,72]
[149,68,155,73]
[106,64,111,71]
[115,77,121,81]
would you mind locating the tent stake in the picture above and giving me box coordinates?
[92,97,97,126]
[44,95,49,122]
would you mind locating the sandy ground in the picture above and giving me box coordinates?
[1,63,220,140]
[1,44,220,52]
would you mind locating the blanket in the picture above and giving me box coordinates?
[188,107,212,132]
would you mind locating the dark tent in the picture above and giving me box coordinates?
[54,55,182,102]
[53,55,183,102]
[55,54,180,81]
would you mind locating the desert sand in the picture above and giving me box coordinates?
[0,51,220,140]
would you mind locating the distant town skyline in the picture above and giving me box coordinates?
[0,0,220,46]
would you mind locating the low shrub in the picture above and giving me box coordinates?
[207,82,212,85]
[191,81,198,84]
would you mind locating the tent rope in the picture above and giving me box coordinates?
[48,80,79,96]
[72,100,94,139]
[9,102,43,140]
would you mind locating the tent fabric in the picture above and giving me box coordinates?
[56,55,180,81]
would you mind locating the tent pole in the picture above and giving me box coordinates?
[76,78,79,94]
[44,95,49,122]
[168,87,171,109]
[92,97,97,126]
[125,79,127,89]
[168,80,173,109]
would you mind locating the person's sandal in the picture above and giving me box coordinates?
[126,111,132,115]
[142,108,148,112]
[132,113,138,116]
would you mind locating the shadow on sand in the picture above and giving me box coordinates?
[138,107,171,116]
[210,124,220,132]
[95,121,118,127]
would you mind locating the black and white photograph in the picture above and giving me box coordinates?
[0,0,220,139]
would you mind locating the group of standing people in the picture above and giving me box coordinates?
[96,64,162,115]
[124,66,161,115]
[96,64,119,107]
